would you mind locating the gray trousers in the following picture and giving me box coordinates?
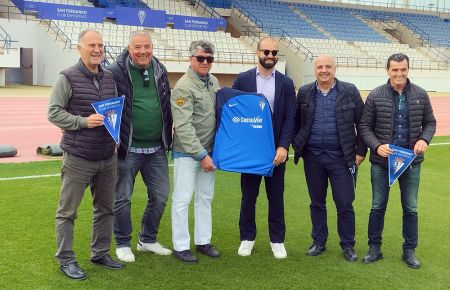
[55,152,117,266]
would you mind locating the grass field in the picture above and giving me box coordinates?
[1,136,450,289]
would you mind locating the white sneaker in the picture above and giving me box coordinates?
[238,240,255,256]
[137,241,172,255]
[270,242,287,259]
[116,247,135,262]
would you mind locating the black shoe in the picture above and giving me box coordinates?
[60,262,87,280]
[402,249,420,269]
[173,249,198,263]
[91,254,124,269]
[196,244,220,258]
[363,245,383,263]
[306,243,326,256]
[343,247,358,262]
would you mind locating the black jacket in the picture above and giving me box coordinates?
[292,79,367,167]
[232,68,296,150]
[108,50,173,160]
[359,79,436,166]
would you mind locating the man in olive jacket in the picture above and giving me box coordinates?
[360,53,436,269]
[292,55,367,262]
[170,40,220,263]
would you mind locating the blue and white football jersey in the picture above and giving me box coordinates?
[213,87,275,176]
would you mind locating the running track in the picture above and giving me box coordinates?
[0,95,449,163]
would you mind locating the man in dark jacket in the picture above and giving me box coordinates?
[360,53,436,269]
[232,37,296,259]
[292,55,367,262]
[48,29,124,280]
[108,31,173,262]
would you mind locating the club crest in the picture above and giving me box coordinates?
[259,100,266,111]
[138,10,146,26]
[106,110,117,130]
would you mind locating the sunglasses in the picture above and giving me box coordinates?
[259,49,279,56]
[192,55,214,63]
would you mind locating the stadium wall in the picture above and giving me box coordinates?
[0,18,78,86]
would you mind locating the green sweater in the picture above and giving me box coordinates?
[129,64,163,148]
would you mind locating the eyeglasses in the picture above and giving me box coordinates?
[258,49,279,56]
[192,55,214,63]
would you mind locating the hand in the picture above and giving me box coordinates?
[86,114,104,128]
[355,155,365,167]
[376,144,393,158]
[200,155,216,172]
[413,139,428,155]
[273,147,288,166]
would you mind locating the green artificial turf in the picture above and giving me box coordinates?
[1,137,449,289]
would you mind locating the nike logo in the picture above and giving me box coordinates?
[228,103,238,107]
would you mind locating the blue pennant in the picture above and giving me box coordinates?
[388,144,416,186]
[91,96,125,144]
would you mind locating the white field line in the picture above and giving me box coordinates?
[1,142,450,181]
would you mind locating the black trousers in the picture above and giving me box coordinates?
[239,163,286,243]
[303,150,356,248]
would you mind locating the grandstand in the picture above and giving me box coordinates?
[0,0,449,91]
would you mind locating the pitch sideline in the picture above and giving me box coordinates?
[1,142,449,181]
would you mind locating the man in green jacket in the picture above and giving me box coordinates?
[170,40,220,263]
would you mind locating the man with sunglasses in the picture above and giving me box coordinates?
[232,37,296,259]
[108,31,173,263]
[360,53,436,269]
[292,55,366,262]
[170,40,220,263]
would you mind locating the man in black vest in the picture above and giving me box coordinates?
[108,31,173,263]
[292,55,367,262]
[48,30,124,280]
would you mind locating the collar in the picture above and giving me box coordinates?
[188,67,211,86]
[315,79,336,96]
[387,78,410,95]
[77,58,103,80]
[128,56,152,71]
[256,67,275,78]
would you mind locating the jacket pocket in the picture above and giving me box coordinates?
[341,102,355,122]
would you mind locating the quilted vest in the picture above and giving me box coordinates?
[60,60,116,161]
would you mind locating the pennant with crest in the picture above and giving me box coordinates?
[388,144,416,186]
[91,96,125,144]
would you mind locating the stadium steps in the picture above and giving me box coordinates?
[289,6,332,40]
[354,14,399,44]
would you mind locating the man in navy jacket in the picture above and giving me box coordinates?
[232,37,296,259]
[292,55,367,262]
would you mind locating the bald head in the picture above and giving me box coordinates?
[314,55,335,68]
[314,55,336,88]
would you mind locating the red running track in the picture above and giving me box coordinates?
[0,95,449,163]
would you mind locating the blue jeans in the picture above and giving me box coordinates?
[368,163,421,250]
[113,149,169,247]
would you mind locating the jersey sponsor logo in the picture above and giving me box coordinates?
[228,103,238,107]
[231,116,263,128]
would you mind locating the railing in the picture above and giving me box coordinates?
[297,0,450,14]
[232,1,314,62]
[397,16,450,64]
[103,44,259,65]
[0,4,34,20]
[361,14,449,66]
[187,0,223,19]
[39,19,73,50]
[0,25,13,48]
[334,55,449,70]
